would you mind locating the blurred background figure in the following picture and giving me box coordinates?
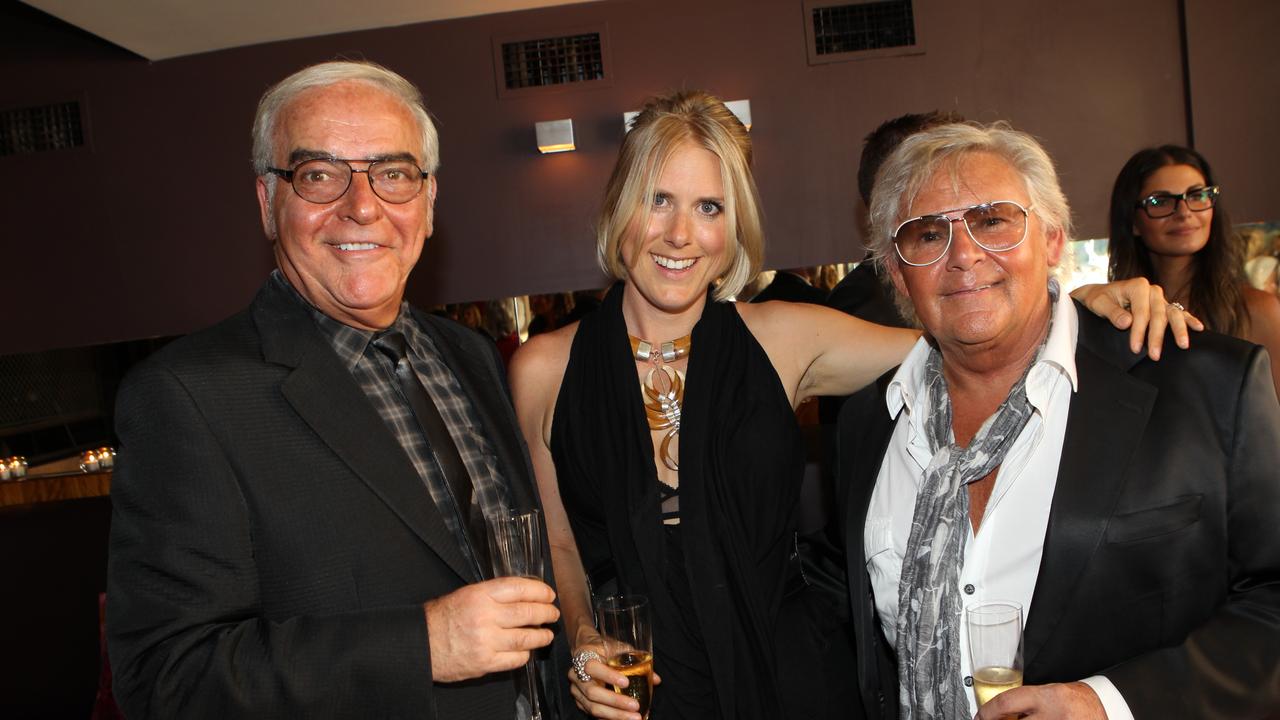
[561,289,605,326]
[750,267,826,304]
[527,292,576,337]
[480,299,520,365]
[446,302,485,332]
[826,110,964,329]
[1109,144,1280,396]
[1245,255,1278,294]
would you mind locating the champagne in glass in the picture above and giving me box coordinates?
[966,601,1024,706]
[596,594,654,719]
[487,509,545,720]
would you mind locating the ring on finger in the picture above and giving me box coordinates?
[572,649,601,683]
[1169,301,1186,312]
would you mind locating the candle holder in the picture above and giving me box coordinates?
[2,456,27,481]
[96,447,116,469]
[80,450,100,473]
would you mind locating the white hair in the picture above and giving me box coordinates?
[251,60,440,204]
[868,121,1074,322]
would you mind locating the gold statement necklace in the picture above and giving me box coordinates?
[628,333,692,471]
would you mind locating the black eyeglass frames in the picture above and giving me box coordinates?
[267,157,429,205]
[1135,186,1220,219]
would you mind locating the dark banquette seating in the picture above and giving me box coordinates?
[0,496,112,718]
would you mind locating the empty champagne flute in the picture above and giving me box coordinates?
[487,509,545,720]
[595,594,654,719]
[966,601,1025,707]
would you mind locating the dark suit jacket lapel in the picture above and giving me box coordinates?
[253,282,477,583]
[1023,307,1157,672]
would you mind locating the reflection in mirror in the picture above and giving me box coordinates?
[10,224,1279,477]
[0,337,170,479]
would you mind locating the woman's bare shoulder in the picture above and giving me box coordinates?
[509,322,579,388]
[735,297,844,335]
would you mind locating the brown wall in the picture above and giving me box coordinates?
[1,0,1269,356]
[1185,0,1280,225]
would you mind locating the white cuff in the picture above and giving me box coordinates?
[1080,675,1134,720]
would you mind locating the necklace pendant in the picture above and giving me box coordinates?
[629,331,691,472]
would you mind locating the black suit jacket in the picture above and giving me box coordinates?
[836,301,1280,719]
[107,279,570,719]
[824,263,909,330]
[751,271,828,305]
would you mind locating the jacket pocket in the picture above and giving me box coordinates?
[1105,494,1203,544]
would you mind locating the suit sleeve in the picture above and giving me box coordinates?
[1104,347,1280,718]
[106,360,437,719]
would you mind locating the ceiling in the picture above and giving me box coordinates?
[20,0,600,61]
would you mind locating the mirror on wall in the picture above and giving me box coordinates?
[6,222,1280,476]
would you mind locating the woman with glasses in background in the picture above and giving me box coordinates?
[1109,145,1280,397]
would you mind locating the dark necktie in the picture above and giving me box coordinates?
[373,331,489,574]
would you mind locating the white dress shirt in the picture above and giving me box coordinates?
[864,291,1133,719]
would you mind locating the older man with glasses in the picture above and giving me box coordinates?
[106,61,568,719]
[835,122,1280,719]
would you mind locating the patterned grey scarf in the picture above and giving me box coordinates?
[894,280,1058,719]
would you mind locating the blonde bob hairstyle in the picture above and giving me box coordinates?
[596,90,764,302]
[867,121,1074,322]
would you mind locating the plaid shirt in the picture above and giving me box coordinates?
[273,272,509,576]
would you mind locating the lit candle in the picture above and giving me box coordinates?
[98,447,115,469]
[0,461,10,481]
[11,458,25,478]
[83,451,99,472]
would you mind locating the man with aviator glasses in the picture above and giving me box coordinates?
[835,122,1280,719]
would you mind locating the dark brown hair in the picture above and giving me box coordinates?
[1107,145,1245,335]
[857,111,964,206]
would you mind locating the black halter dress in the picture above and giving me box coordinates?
[550,283,804,720]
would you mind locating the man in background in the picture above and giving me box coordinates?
[826,111,963,328]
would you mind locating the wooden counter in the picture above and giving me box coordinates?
[0,470,111,508]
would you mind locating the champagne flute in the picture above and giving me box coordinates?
[966,601,1024,707]
[595,594,654,719]
[487,509,545,720]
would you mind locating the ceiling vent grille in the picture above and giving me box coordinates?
[0,101,84,157]
[499,31,606,93]
[804,0,922,64]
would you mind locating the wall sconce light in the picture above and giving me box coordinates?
[622,99,752,133]
[724,99,752,130]
[535,119,575,153]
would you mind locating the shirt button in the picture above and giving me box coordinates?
[964,584,975,594]
[964,675,973,687]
